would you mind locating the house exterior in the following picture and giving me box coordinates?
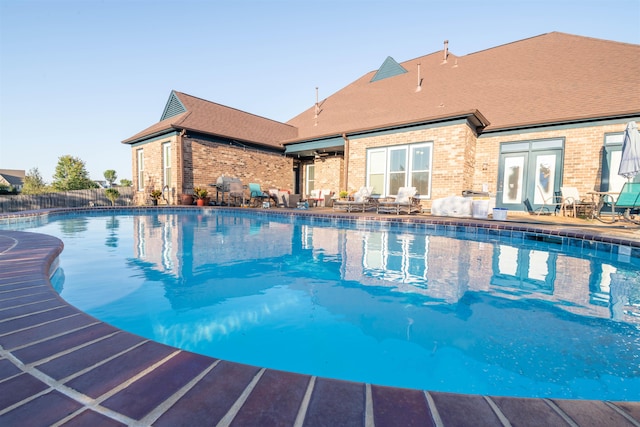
[123,32,640,211]
[0,169,25,193]
[122,92,297,205]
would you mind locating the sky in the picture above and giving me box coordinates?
[1,0,639,184]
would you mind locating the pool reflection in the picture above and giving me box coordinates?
[129,213,640,325]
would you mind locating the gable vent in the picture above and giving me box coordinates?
[160,91,187,120]
[370,56,407,83]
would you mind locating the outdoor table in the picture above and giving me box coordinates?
[587,191,619,222]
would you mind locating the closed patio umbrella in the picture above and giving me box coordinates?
[618,121,640,180]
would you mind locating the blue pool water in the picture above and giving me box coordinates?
[3,210,640,400]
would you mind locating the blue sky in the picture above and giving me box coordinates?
[1,0,639,183]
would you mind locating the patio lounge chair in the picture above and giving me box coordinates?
[615,182,640,224]
[248,183,269,207]
[377,187,421,215]
[333,186,375,212]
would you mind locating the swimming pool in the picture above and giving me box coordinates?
[3,209,640,401]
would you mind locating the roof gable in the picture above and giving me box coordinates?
[123,91,298,148]
[370,56,407,82]
[160,91,187,120]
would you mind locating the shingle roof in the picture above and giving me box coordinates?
[122,92,298,147]
[123,33,639,147]
[287,32,640,141]
[0,169,25,187]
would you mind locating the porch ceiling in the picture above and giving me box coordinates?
[284,137,344,158]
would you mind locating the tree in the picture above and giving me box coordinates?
[119,178,132,187]
[103,169,117,187]
[105,188,120,206]
[21,167,48,194]
[52,155,97,191]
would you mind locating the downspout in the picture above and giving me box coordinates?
[342,133,349,191]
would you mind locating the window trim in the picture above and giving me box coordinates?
[305,163,315,195]
[162,142,171,188]
[136,149,144,192]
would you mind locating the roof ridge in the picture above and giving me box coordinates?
[174,91,296,129]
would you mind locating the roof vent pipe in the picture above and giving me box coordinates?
[442,40,449,64]
[415,63,422,92]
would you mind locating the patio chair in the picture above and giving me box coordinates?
[228,181,246,207]
[560,186,593,218]
[529,185,562,216]
[615,182,640,224]
[307,189,332,207]
[377,187,421,215]
[248,183,269,207]
[333,186,376,212]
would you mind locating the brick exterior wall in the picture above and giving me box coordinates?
[299,155,344,197]
[473,123,627,201]
[130,121,631,210]
[345,121,630,211]
[131,135,293,205]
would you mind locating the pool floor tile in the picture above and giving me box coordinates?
[0,305,79,335]
[63,340,176,399]
[100,350,215,421]
[490,395,570,426]
[153,360,262,426]
[36,332,145,380]
[229,369,310,426]
[11,322,116,364]
[0,372,49,410]
[0,298,63,319]
[0,313,96,350]
[551,399,637,427]
[59,409,128,427]
[371,385,434,427]
[0,390,83,427]
[429,392,501,427]
[613,401,640,421]
[304,378,366,426]
[0,357,22,380]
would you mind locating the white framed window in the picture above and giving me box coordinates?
[366,142,432,197]
[367,149,386,195]
[136,149,144,191]
[162,142,171,188]
[306,164,315,194]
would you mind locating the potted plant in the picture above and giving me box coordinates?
[180,192,194,205]
[150,189,162,206]
[338,190,349,200]
[193,187,209,206]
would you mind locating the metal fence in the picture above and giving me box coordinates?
[0,187,134,213]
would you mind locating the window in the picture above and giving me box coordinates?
[388,147,407,195]
[366,143,432,197]
[136,149,144,191]
[306,164,315,194]
[603,132,639,193]
[163,142,171,188]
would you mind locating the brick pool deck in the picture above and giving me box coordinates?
[1,208,640,426]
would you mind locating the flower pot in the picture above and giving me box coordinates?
[196,198,205,207]
[180,194,194,205]
[151,199,158,206]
